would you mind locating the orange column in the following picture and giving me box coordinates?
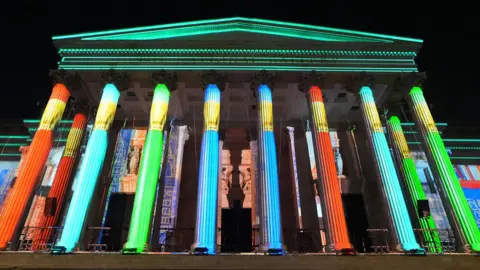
[0,84,70,249]
[307,86,351,251]
[33,113,87,250]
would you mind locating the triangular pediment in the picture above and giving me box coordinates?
[52,17,422,44]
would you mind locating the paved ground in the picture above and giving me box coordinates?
[0,252,478,269]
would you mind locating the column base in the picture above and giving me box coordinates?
[190,243,216,255]
[328,243,353,252]
[258,243,285,255]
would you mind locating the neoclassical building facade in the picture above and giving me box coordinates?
[0,17,479,257]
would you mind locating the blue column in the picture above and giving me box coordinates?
[192,84,221,254]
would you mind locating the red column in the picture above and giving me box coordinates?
[33,113,87,250]
[307,86,351,251]
[0,84,70,249]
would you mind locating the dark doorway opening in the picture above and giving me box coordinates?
[342,194,372,252]
[221,200,252,253]
[101,193,134,251]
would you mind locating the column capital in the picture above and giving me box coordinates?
[152,71,178,92]
[394,72,426,92]
[250,70,275,92]
[50,69,81,90]
[298,71,326,94]
[345,72,375,93]
[101,69,129,91]
[200,70,226,92]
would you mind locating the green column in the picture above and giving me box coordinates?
[408,86,480,253]
[124,84,171,253]
[387,116,442,253]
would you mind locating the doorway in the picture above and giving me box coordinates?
[221,200,252,253]
[342,194,372,252]
[101,193,134,251]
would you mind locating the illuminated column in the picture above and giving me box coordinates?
[124,73,176,253]
[33,113,87,250]
[359,84,420,251]
[298,77,352,251]
[387,116,442,252]
[408,85,480,252]
[0,82,70,249]
[251,71,283,253]
[285,127,303,230]
[192,71,224,254]
[55,78,122,252]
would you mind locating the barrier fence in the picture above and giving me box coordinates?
[11,226,466,254]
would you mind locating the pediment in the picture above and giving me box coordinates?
[53,17,422,44]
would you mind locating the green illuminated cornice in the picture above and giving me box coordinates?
[52,17,423,43]
[57,65,418,72]
[58,48,417,57]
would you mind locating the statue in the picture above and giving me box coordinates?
[240,168,252,192]
[221,167,232,192]
[333,147,344,176]
[128,147,141,175]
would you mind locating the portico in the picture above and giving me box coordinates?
[1,17,478,256]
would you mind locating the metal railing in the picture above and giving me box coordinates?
[17,226,62,252]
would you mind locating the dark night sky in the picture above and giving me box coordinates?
[2,1,477,127]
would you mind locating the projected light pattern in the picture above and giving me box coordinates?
[256,84,283,252]
[0,84,70,249]
[158,126,189,245]
[307,86,351,251]
[34,113,87,250]
[125,84,170,253]
[408,86,480,252]
[387,116,442,252]
[285,127,303,230]
[192,84,221,254]
[359,86,420,251]
[56,84,119,252]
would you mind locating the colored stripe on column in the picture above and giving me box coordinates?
[124,84,170,253]
[55,84,119,252]
[257,84,283,252]
[192,84,221,254]
[0,84,70,249]
[33,113,88,250]
[307,86,351,251]
[409,86,480,252]
[387,116,442,252]
[359,86,420,251]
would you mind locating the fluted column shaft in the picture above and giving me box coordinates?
[55,84,120,252]
[408,86,480,252]
[192,84,221,254]
[0,84,70,249]
[387,116,442,252]
[256,85,283,252]
[306,86,351,251]
[359,86,420,251]
[33,113,87,250]
[124,84,170,253]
